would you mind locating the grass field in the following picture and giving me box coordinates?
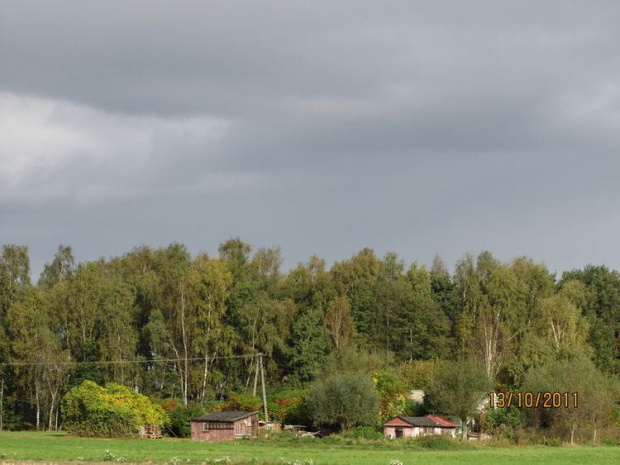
[0,432,619,464]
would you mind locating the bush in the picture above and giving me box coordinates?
[306,372,380,431]
[346,426,384,440]
[62,380,168,437]
[481,407,522,440]
[411,435,464,450]
[372,371,407,423]
[106,384,168,427]
[601,436,619,446]
[269,390,310,425]
[215,393,262,414]
[166,403,205,437]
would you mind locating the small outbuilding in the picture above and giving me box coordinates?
[383,415,458,439]
[191,411,259,442]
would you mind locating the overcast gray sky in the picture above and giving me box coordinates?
[1,0,620,278]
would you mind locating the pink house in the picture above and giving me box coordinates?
[383,415,459,439]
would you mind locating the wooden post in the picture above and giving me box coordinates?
[259,353,268,421]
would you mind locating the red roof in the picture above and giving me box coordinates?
[427,415,459,427]
[383,417,414,427]
[383,415,458,428]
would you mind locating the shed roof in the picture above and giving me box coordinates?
[191,411,258,423]
[398,416,438,427]
[427,415,459,427]
[384,415,458,428]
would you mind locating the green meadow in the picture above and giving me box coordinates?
[0,432,618,465]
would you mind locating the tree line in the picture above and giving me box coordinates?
[0,240,618,434]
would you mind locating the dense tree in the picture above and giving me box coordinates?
[7,288,70,430]
[453,253,484,353]
[560,266,620,373]
[39,245,75,289]
[426,358,491,440]
[1,240,619,437]
[323,296,356,350]
[0,245,31,316]
[535,293,589,353]
[189,255,233,399]
[331,248,382,339]
[287,308,329,382]
[306,371,380,431]
[523,356,620,443]
[0,245,32,366]
[430,255,458,335]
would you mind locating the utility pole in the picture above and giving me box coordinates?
[259,353,268,421]
[252,354,259,397]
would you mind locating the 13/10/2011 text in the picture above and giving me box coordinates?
[489,391,578,409]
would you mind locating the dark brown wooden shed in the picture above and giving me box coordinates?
[190,411,259,442]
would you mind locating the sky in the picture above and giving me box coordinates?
[1,0,620,279]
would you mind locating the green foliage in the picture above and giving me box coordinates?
[105,384,168,427]
[3,240,620,439]
[560,266,620,373]
[372,370,407,423]
[166,402,205,437]
[426,358,491,439]
[410,435,465,450]
[523,355,620,434]
[269,390,310,425]
[398,359,444,390]
[62,381,168,437]
[346,425,384,440]
[323,344,393,376]
[286,308,329,382]
[306,371,380,431]
[482,408,522,440]
[216,393,262,413]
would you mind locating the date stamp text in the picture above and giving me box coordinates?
[489,391,578,409]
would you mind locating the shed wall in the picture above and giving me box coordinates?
[191,413,258,442]
[190,422,235,441]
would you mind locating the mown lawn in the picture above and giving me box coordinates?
[0,432,618,464]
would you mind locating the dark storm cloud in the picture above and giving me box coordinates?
[1,0,620,276]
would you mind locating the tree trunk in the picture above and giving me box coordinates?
[35,392,40,431]
[48,391,57,431]
[34,374,41,431]
[180,284,189,406]
[461,417,468,441]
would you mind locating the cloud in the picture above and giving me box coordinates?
[0,93,231,206]
[1,1,620,276]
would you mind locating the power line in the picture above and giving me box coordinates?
[0,353,259,368]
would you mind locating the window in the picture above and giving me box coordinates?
[202,423,209,432]
[396,428,404,438]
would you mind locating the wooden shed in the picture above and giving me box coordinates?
[190,411,259,442]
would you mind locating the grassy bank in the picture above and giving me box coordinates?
[0,432,618,464]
